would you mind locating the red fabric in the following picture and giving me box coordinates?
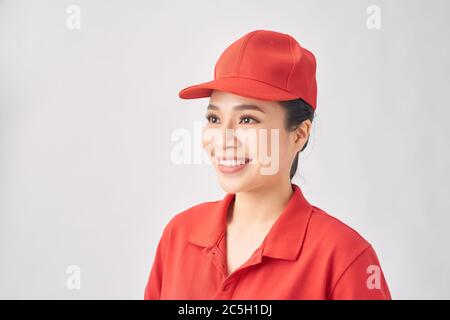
[178,30,317,110]
[144,184,391,300]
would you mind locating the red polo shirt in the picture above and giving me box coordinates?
[144,184,391,299]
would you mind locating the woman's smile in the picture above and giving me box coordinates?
[215,157,252,174]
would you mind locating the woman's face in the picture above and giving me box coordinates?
[202,90,309,194]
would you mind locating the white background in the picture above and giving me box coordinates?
[1,0,449,299]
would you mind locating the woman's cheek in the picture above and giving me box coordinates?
[250,138,260,163]
[255,128,284,176]
[202,126,218,156]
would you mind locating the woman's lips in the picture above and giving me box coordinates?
[215,158,251,174]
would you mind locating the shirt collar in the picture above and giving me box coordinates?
[187,183,313,261]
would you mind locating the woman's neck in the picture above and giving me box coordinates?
[227,179,294,229]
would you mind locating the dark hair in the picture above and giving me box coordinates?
[278,99,315,180]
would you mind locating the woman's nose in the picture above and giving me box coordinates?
[202,120,236,151]
[220,122,238,148]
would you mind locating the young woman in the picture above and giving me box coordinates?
[144,30,391,299]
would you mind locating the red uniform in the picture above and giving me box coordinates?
[144,184,391,299]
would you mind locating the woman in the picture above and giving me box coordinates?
[144,30,391,299]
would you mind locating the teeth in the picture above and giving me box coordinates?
[217,159,247,167]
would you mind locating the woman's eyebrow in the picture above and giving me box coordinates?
[207,103,266,113]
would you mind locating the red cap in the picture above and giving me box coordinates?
[178,29,317,110]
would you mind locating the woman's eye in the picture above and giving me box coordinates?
[205,114,258,125]
[206,114,220,124]
[239,116,258,124]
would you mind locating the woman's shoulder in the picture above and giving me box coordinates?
[172,199,220,223]
[305,206,391,299]
[307,205,372,254]
[158,199,222,239]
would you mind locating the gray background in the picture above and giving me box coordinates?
[1,0,449,299]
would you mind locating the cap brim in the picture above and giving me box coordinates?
[178,77,299,101]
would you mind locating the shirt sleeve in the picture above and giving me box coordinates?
[329,245,392,300]
[143,222,171,300]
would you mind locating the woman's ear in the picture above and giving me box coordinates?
[293,119,312,152]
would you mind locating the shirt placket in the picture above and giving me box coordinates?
[207,232,264,299]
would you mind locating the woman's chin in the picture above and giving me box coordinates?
[213,162,261,193]
[217,176,251,194]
